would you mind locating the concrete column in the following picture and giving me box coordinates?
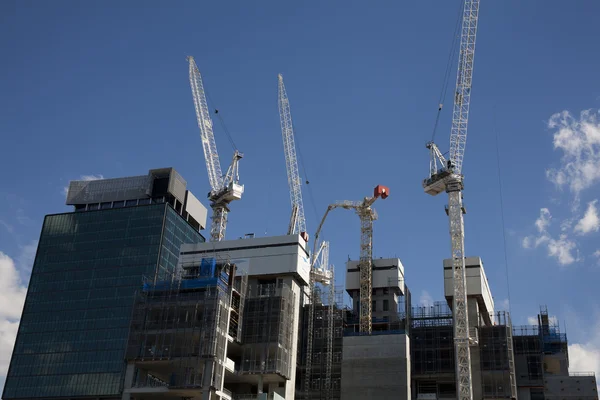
[121,364,136,400]
[202,360,215,400]
[257,375,264,393]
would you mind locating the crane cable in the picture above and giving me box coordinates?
[494,108,512,317]
[294,123,320,232]
[431,0,465,143]
[205,89,238,152]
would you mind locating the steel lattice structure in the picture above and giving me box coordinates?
[304,241,331,400]
[324,266,335,400]
[278,74,307,235]
[188,56,244,242]
[422,2,481,400]
[313,186,388,335]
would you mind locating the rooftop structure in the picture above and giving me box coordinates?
[66,167,207,231]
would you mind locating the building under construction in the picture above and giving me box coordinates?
[122,234,309,400]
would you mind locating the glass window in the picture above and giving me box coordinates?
[125,199,138,207]
[383,300,389,311]
[372,300,376,312]
[3,203,204,398]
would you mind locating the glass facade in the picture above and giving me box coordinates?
[3,204,204,399]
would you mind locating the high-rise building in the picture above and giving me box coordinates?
[2,168,207,400]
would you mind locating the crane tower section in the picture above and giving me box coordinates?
[188,56,244,242]
[422,2,481,400]
[313,185,389,334]
[278,74,307,236]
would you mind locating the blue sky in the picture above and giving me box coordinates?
[1,0,600,387]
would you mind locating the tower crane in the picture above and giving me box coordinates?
[313,185,389,335]
[277,74,307,237]
[277,74,334,399]
[188,56,244,242]
[422,2,481,400]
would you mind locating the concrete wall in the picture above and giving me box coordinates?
[282,277,302,400]
[180,234,311,285]
[443,256,494,316]
[341,334,411,400]
[346,258,405,292]
[545,375,598,399]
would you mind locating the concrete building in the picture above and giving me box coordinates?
[122,234,310,400]
[409,256,598,400]
[513,306,598,400]
[340,258,412,400]
[2,168,207,400]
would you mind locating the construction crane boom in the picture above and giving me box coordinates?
[278,74,307,235]
[423,2,481,400]
[188,56,244,242]
[313,185,389,334]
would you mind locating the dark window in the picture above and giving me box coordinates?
[138,198,151,205]
[101,202,112,209]
[113,201,125,208]
[383,287,389,294]
[88,203,99,210]
[383,300,389,311]
[372,300,376,312]
[125,199,138,207]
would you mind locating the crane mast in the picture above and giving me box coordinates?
[278,74,307,235]
[278,74,333,399]
[188,56,244,241]
[422,2,481,400]
[313,185,389,335]
[422,2,480,400]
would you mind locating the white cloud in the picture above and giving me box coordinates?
[63,174,104,197]
[498,298,509,311]
[594,250,600,258]
[523,208,579,266]
[569,343,600,374]
[419,290,434,307]
[547,234,578,265]
[546,109,600,194]
[0,251,28,384]
[17,241,38,282]
[0,221,14,234]
[0,253,27,320]
[535,208,552,232]
[0,319,19,389]
[574,200,600,235]
[526,315,558,326]
[568,317,600,382]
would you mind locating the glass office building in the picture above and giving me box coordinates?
[2,168,207,399]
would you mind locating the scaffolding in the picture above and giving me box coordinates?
[512,306,568,389]
[410,301,455,378]
[126,256,237,393]
[298,286,346,400]
[479,311,517,399]
[239,282,295,379]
